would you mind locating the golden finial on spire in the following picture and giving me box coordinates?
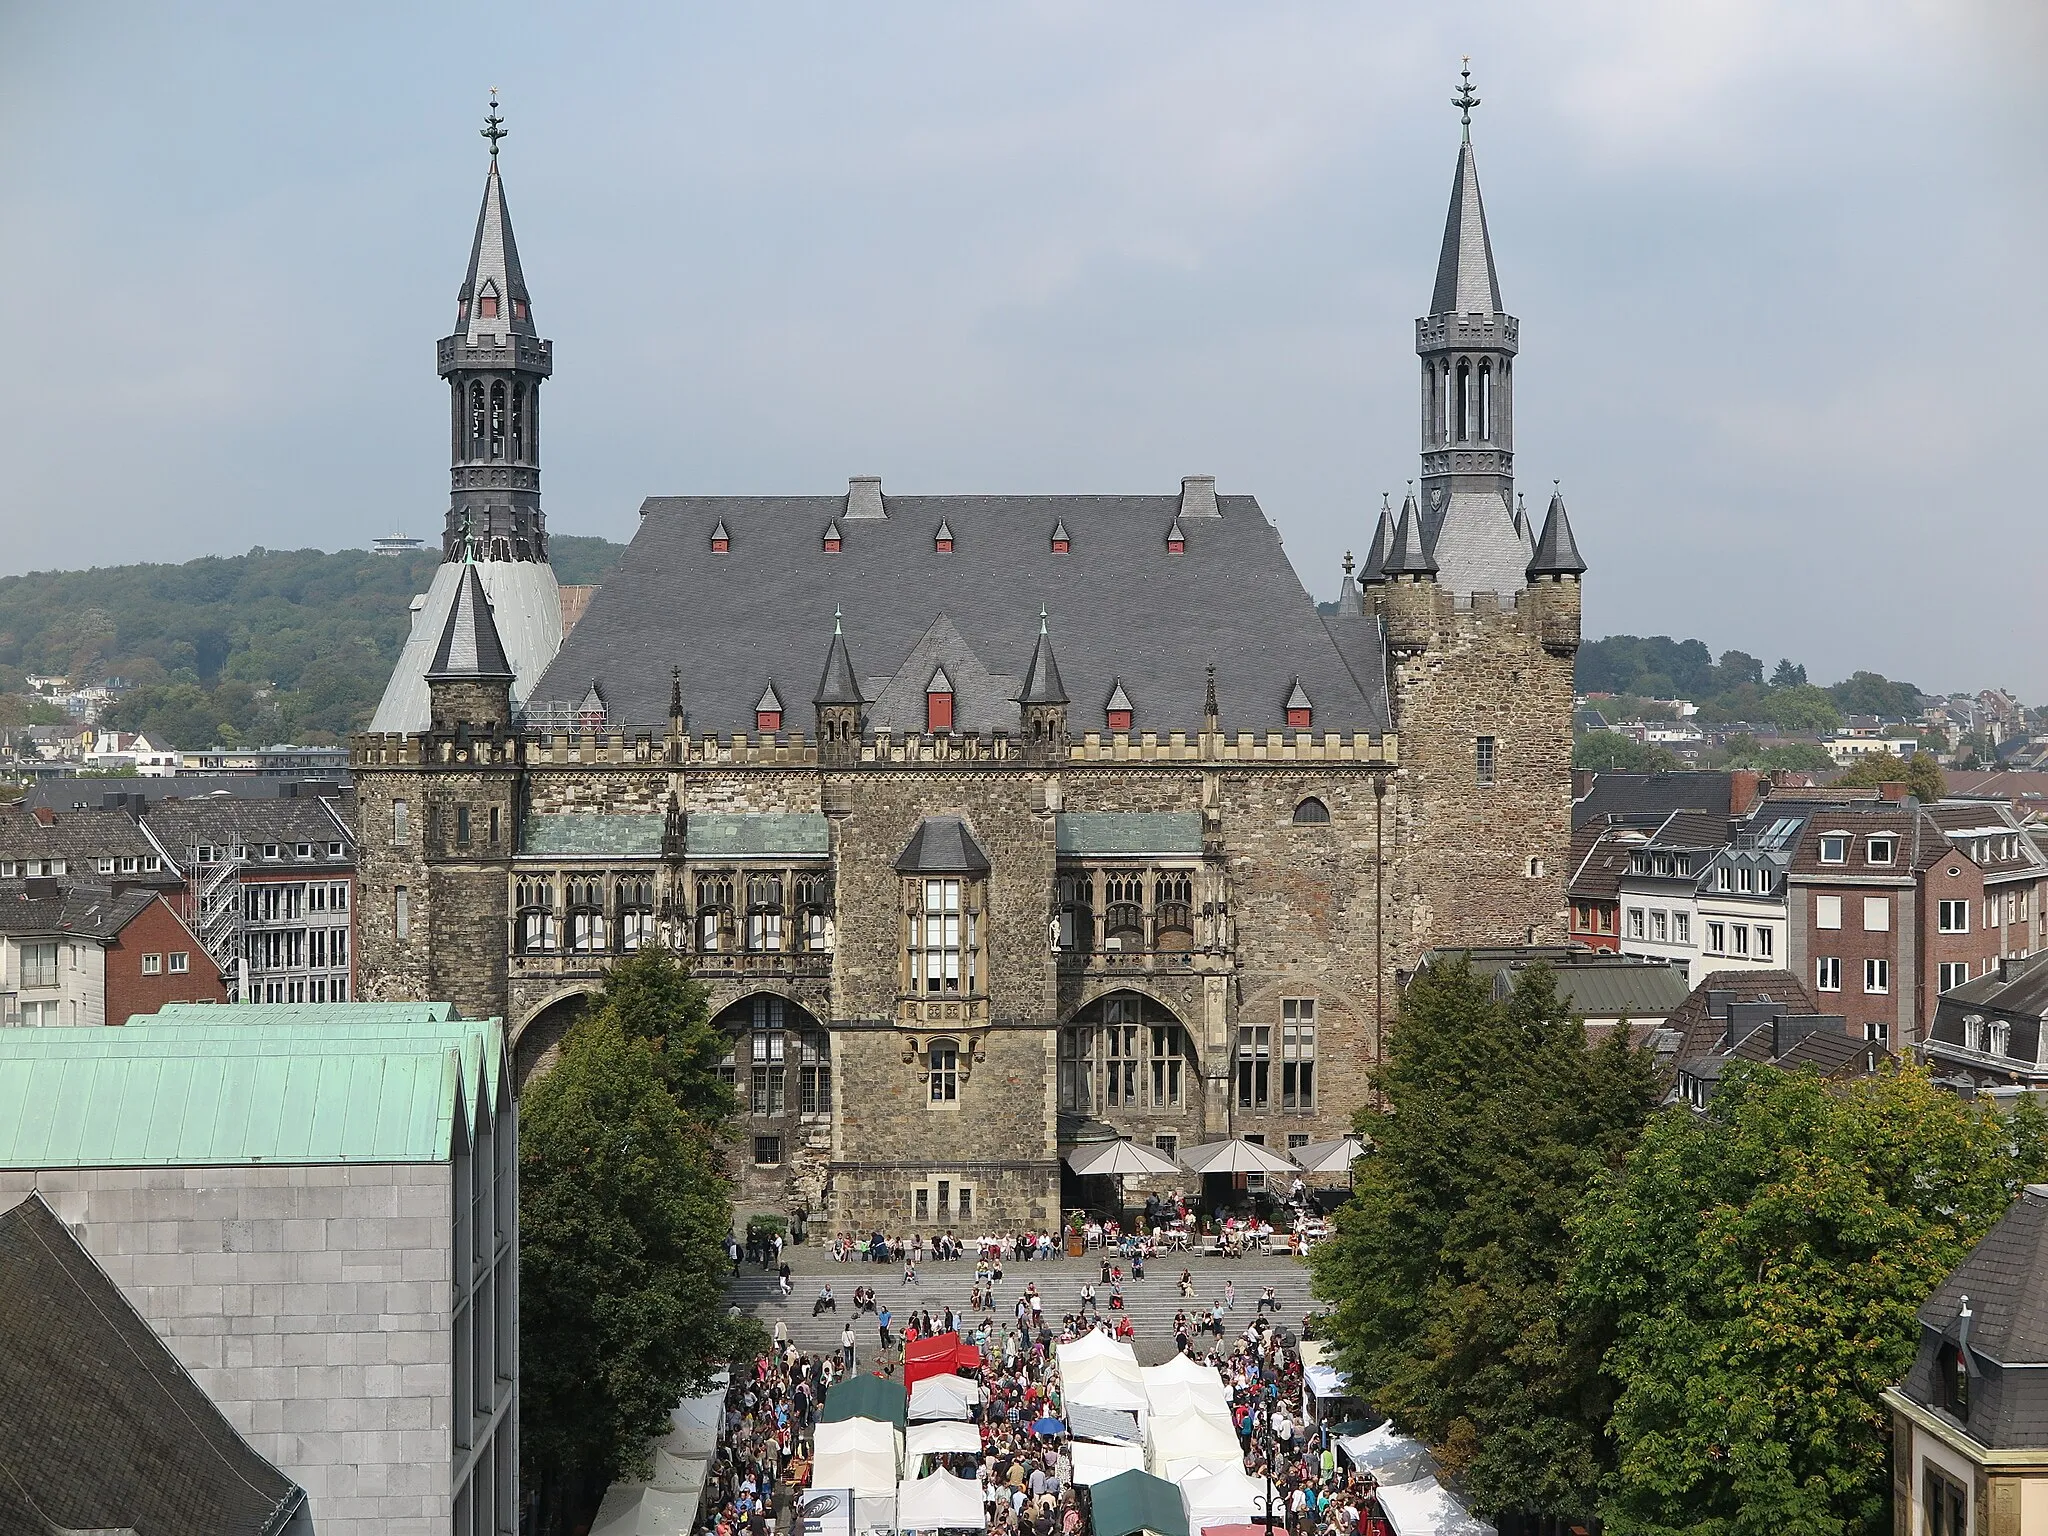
[482,89,508,157]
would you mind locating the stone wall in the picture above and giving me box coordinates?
[0,1164,497,1536]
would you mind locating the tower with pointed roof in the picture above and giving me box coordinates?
[1016,607,1069,767]
[442,92,554,565]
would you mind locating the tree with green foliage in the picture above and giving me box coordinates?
[1833,749,1944,803]
[1572,1064,2039,1536]
[1770,659,1807,689]
[1311,961,1661,1521]
[583,945,735,1123]
[1826,670,1923,721]
[1756,684,1842,734]
[1574,731,1681,773]
[1712,734,1837,774]
[520,1001,760,1535]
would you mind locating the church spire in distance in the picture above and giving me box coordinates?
[440,90,554,564]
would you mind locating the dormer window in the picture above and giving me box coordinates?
[1819,834,1848,864]
[822,521,842,553]
[478,286,500,319]
[1166,519,1186,555]
[756,685,784,733]
[1285,679,1312,731]
[512,299,528,321]
[1105,680,1133,734]
[711,521,731,554]
[1867,836,1895,865]
[1051,521,1071,554]
[934,521,954,553]
[926,666,955,732]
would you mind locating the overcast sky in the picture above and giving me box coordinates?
[2,3,2043,695]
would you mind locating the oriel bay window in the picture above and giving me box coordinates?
[909,878,978,994]
[1058,993,1192,1113]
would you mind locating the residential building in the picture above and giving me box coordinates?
[0,1003,516,1536]
[1614,810,1729,977]
[1414,944,1692,1041]
[1885,1184,2048,1535]
[1662,971,1870,1110]
[0,878,226,1026]
[0,803,180,887]
[1691,803,1813,981]
[1571,768,1765,831]
[1922,951,2048,1099]
[1566,818,1639,950]
[352,82,1585,1229]
[0,1195,309,1534]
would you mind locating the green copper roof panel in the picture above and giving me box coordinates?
[1055,812,1203,857]
[142,1002,456,1026]
[685,813,831,859]
[521,813,667,857]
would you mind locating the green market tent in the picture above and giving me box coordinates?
[820,1374,908,1428]
[1090,1469,1190,1536]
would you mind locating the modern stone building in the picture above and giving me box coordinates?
[352,79,1584,1230]
[0,1003,516,1536]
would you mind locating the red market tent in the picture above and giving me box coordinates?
[903,1332,983,1391]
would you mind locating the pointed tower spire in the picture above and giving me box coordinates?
[1432,63,1503,319]
[1527,485,1587,579]
[814,609,863,705]
[426,560,515,681]
[1336,551,1364,616]
[1359,495,1398,585]
[1017,607,1069,705]
[441,92,554,564]
[1381,490,1438,578]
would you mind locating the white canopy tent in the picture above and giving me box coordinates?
[1177,1468,1283,1533]
[1066,1369,1149,1415]
[1059,1331,1137,1369]
[895,1470,989,1531]
[589,1371,726,1536]
[1374,1477,1497,1536]
[1066,1139,1183,1178]
[1336,1422,1436,1489]
[813,1418,902,1498]
[906,1421,985,1461]
[1140,1360,1230,1419]
[589,1484,701,1536]
[1143,1408,1241,1478]
[1060,1333,1149,1416]
[1158,1455,1243,1486]
[909,1373,982,1422]
[1068,1440,1148,1487]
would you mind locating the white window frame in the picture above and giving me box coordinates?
[1867,836,1895,866]
[1816,895,1842,930]
[1863,897,1890,933]
[1864,957,1889,994]
[1818,834,1848,864]
[1816,956,1842,992]
[1938,900,1969,934]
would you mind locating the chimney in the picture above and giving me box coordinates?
[32,806,54,826]
[845,476,887,520]
[1879,781,1908,803]
[1729,769,1762,816]
[1773,1012,1824,1059]
[1998,956,2011,983]
[1571,769,1596,800]
[1178,475,1221,519]
[1726,999,1785,1048]
[1707,989,1735,1022]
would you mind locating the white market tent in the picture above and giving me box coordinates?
[589,1484,700,1536]
[814,1418,902,1498]
[910,1374,983,1422]
[589,1372,727,1536]
[1140,1359,1230,1419]
[1158,1455,1242,1486]
[1059,1331,1137,1368]
[1374,1477,1497,1536]
[1060,1334,1149,1415]
[1336,1422,1436,1489]
[1067,1370,1149,1415]
[1069,1440,1148,1487]
[896,1470,989,1531]
[1178,1468,1282,1533]
[1143,1409,1241,1478]
[906,1420,985,1461]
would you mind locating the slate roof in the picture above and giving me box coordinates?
[0,879,157,940]
[1936,950,2048,1020]
[458,157,535,340]
[1431,139,1504,317]
[20,775,348,814]
[0,806,160,865]
[0,1193,305,1536]
[1567,821,1647,902]
[1573,771,1747,831]
[686,813,831,860]
[1527,490,1586,578]
[427,559,516,681]
[1664,970,1824,1067]
[522,812,667,857]
[1056,813,1204,858]
[534,492,1392,736]
[141,795,354,862]
[1917,1186,2048,1365]
[895,816,992,875]
[1426,489,1529,597]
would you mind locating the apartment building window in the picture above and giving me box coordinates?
[1672,912,1691,944]
[1236,1025,1271,1110]
[1705,921,1725,954]
[141,953,162,975]
[1938,900,1970,933]
[928,1041,959,1103]
[1651,910,1668,942]
[1818,835,1847,864]
[20,1000,58,1027]
[1866,1019,1890,1045]
[1867,836,1895,865]
[1475,736,1495,787]
[1755,927,1773,960]
[1987,896,1999,929]
[1816,956,1842,992]
[1731,925,1750,957]
[1863,897,1890,932]
[1924,1465,1968,1536]
[1990,1020,2011,1056]
[1864,958,1889,994]
[1716,867,1732,891]
[20,943,58,989]
[1627,908,1645,940]
[1280,999,1316,1112]
[1815,895,1842,929]
[1938,961,1970,991]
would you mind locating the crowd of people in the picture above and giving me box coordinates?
[697,1255,1392,1536]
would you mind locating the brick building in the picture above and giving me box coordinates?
[0,878,226,1026]
[352,85,1584,1229]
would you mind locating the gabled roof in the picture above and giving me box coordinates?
[543,493,1388,734]
[1105,680,1133,714]
[0,806,162,865]
[0,1194,304,1536]
[1430,139,1505,317]
[427,559,516,681]
[0,879,158,941]
[457,158,535,341]
[1664,970,1823,1066]
[757,683,784,713]
[894,816,992,876]
[1573,771,1749,831]
[1286,679,1313,712]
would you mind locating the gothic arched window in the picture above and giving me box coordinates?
[489,381,507,460]
[617,877,654,952]
[511,384,526,460]
[1454,360,1471,442]
[567,876,607,953]
[469,381,487,460]
[514,877,557,953]
[1153,872,1193,948]
[1479,361,1493,441]
[1058,992,1191,1113]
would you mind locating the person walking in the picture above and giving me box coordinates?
[878,1305,893,1352]
[840,1322,856,1372]
[1224,1279,1237,1311]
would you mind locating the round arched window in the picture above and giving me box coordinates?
[1293,797,1331,825]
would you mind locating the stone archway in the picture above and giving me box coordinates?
[510,985,598,1091]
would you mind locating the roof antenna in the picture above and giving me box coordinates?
[482,89,508,157]
[1454,58,1479,142]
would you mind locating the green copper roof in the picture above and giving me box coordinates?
[1055,812,1203,858]
[685,813,830,859]
[0,1011,505,1168]
[144,1002,456,1026]
[521,813,667,857]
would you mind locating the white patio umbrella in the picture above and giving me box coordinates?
[1177,1138,1297,1176]
[1067,1139,1182,1178]
[1289,1137,1368,1174]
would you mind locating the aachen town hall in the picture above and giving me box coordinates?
[353,76,1587,1230]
